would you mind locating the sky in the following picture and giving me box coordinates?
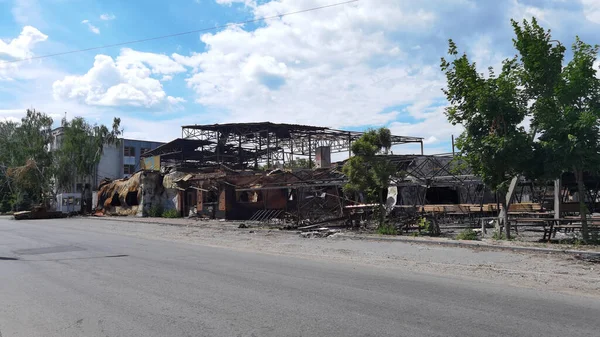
[1,0,600,156]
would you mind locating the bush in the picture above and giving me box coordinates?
[377,222,397,235]
[0,198,12,213]
[146,205,163,217]
[492,230,505,240]
[162,209,181,218]
[456,228,479,240]
[417,216,441,236]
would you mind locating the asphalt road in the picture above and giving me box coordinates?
[1,217,599,337]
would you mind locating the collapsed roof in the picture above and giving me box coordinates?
[142,122,423,170]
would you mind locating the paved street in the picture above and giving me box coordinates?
[1,217,599,337]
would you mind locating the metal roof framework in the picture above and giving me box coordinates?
[181,122,423,168]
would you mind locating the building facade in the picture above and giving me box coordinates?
[97,139,165,182]
[51,127,164,193]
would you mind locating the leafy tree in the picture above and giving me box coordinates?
[0,110,54,209]
[513,18,600,241]
[54,117,122,192]
[342,128,396,227]
[441,41,532,239]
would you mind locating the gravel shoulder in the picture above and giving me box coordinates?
[32,216,600,297]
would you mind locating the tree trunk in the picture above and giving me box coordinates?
[501,198,511,239]
[574,167,589,242]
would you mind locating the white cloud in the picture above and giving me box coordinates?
[0,26,48,59]
[100,13,116,21]
[582,0,600,24]
[52,48,186,109]
[0,25,48,81]
[173,0,439,129]
[81,19,100,34]
[118,48,186,75]
[215,0,256,7]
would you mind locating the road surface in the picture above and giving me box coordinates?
[1,217,599,337]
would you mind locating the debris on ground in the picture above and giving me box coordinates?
[299,227,341,238]
[573,253,600,263]
[13,206,67,220]
[238,223,248,228]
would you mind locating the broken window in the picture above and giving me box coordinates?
[204,190,218,203]
[126,191,139,206]
[425,187,459,204]
[236,191,261,203]
[124,164,135,175]
[124,146,136,157]
[110,193,121,206]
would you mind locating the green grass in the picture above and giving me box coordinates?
[146,205,163,217]
[377,223,397,235]
[456,228,479,240]
[162,209,181,218]
[492,230,505,240]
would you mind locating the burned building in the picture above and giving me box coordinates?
[387,154,496,206]
[142,122,424,171]
[96,171,166,216]
[101,122,422,220]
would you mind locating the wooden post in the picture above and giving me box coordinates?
[451,135,455,156]
[420,141,424,155]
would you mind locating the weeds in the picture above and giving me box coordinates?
[147,205,163,217]
[162,209,181,218]
[417,216,441,236]
[456,228,479,240]
[492,230,505,240]
[377,222,397,235]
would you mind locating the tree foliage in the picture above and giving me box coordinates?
[0,110,54,210]
[54,117,122,192]
[0,110,122,212]
[441,40,532,238]
[342,128,395,204]
[442,17,600,241]
[513,18,600,241]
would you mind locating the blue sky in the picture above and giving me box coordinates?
[1,0,600,156]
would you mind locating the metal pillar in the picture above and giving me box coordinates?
[554,177,561,219]
[267,132,271,168]
[308,135,312,168]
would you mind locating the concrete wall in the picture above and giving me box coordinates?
[97,143,122,182]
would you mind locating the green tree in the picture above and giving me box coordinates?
[54,117,122,192]
[1,110,54,209]
[513,18,600,241]
[441,41,532,239]
[342,128,396,227]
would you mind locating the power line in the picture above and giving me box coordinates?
[1,0,359,65]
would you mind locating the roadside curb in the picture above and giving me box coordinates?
[337,234,600,256]
[83,216,600,256]
[84,216,213,228]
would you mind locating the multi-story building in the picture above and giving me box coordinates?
[50,127,164,193]
[97,139,165,181]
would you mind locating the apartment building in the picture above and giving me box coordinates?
[51,127,164,192]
